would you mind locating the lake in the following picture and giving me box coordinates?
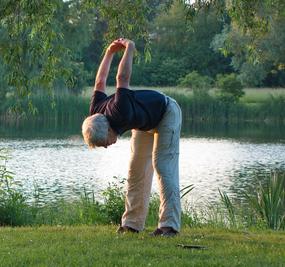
[1,121,285,205]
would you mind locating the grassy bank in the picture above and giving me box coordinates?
[0,225,284,267]
[1,149,285,230]
[0,88,284,126]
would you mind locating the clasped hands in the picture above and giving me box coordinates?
[107,38,135,54]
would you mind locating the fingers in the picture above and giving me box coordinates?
[108,38,135,53]
[114,38,135,47]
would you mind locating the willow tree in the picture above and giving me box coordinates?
[0,0,151,113]
[1,0,284,113]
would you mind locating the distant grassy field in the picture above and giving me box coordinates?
[1,87,284,125]
[82,86,285,103]
[240,88,285,103]
[0,226,284,267]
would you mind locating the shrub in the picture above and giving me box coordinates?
[216,73,245,103]
[151,58,186,86]
[102,177,126,224]
[178,71,212,97]
[0,149,29,226]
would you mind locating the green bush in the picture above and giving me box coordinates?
[178,71,212,96]
[0,149,29,226]
[151,58,186,86]
[102,177,126,224]
[216,73,245,103]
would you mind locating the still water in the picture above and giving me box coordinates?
[1,122,285,204]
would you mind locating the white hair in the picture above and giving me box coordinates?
[82,113,109,148]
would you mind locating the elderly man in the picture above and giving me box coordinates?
[82,38,182,236]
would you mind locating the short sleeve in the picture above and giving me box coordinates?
[89,91,107,115]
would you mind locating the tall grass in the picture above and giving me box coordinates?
[218,189,237,228]
[245,171,285,230]
[0,90,284,126]
[0,94,89,126]
[166,91,285,124]
[0,149,30,226]
[181,171,285,231]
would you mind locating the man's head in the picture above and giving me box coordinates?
[82,114,117,148]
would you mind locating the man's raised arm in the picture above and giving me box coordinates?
[94,40,124,93]
[116,39,135,89]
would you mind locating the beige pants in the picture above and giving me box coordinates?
[121,97,182,232]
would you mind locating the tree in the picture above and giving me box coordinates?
[212,14,285,87]
[131,0,232,86]
[200,0,285,87]
[216,73,244,103]
[0,0,151,112]
[178,71,212,97]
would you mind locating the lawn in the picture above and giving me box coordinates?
[0,226,284,267]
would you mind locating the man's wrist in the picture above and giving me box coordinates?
[126,42,135,51]
[106,48,114,55]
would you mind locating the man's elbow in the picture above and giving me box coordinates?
[94,80,106,90]
[116,74,130,87]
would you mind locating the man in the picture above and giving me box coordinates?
[82,38,182,236]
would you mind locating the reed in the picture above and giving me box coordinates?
[218,189,237,228]
[166,92,285,124]
[1,90,284,126]
[245,171,285,230]
[0,149,30,226]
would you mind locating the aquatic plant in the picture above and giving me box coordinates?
[245,171,285,230]
[0,149,29,226]
[218,189,237,228]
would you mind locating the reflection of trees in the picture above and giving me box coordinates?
[181,121,285,143]
[0,119,82,139]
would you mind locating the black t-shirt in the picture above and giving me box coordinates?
[89,88,167,135]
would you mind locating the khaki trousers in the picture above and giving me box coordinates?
[121,97,182,232]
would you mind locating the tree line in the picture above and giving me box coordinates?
[0,0,284,107]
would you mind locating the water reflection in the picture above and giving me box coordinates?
[183,121,285,143]
[1,119,285,143]
[1,136,284,204]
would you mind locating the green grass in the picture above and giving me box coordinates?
[0,226,284,267]
[241,88,285,103]
[82,86,285,101]
[1,87,284,126]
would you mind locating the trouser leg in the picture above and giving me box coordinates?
[153,98,182,232]
[121,129,154,231]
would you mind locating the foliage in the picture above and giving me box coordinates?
[0,148,28,226]
[0,59,9,102]
[0,0,67,113]
[0,0,151,112]
[180,184,194,199]
[215,73,244,103]
[218,189,237,228]
[178,71,212,97]
[141,0,230,86]
[102,177,126,224]
[1,0,285,110]
[180,170,285,231]
[245,171,285,230]
[1,89,284,131]
[211,1,285,87]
